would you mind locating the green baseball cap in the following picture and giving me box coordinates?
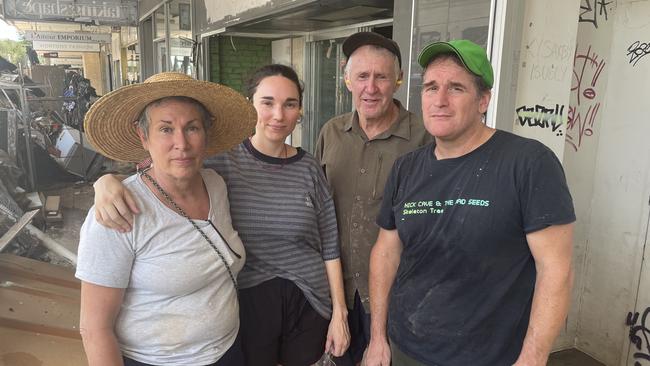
[417,39,494,88]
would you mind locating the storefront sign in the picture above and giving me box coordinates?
[42,52,59,58]
[32,41,100,52]
[3,0,137,26]
[25,31,112,43]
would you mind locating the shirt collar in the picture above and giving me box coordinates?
[342,99,412,141]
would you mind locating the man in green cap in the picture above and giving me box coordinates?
[365,39,575,366]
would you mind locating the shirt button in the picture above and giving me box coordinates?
[355,195,362,201]
[352,222,358,228]
[355,272,360,278]
[360,168,366,174]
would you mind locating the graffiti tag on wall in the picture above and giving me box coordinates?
[516,104,565,136]
[566,45,606,152]
[627,41,650,67]
[627,307,650,365]
[523,38,572,82]
[579,0,613,29]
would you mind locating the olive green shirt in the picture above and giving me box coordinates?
[314,100,432,310]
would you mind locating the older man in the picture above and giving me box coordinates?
[365,40,575,366]
[314,32,431,365]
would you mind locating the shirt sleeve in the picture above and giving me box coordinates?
[75,208,135,288]
[311,157,340,261]
[376,156,402,230]
[519,145,576,233]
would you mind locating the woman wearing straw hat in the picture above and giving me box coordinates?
[76,73,255,366]
[91,65,350,366]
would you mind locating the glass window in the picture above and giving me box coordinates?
[121,26,138,45]
[127,45,140,84]
[154,8,166,40]
[155,41,167,73]
[407,0,492,113]
[169,0,193,76]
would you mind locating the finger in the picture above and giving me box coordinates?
[114,199,135,227]
[104,204,132,232]
[124,189,140,215]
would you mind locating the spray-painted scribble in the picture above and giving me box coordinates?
[516,104,565,136]
[566,45,606,152]
[627,41,650,67]
[627,307,650,366]
[579,0,612,29]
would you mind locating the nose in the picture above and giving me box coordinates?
[365,76,379,94]
[272,104,284,121]
[172,129,189,150]
[433,88,449,107]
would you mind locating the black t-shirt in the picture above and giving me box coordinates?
[377,130,575,366]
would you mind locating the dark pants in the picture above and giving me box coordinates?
[333,291,371,366]
[239,277,330,366]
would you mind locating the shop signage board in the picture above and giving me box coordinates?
[3,0,137,26]
[25,31,112,44]
[32,41,100,52]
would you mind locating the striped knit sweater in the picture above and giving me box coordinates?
[204,139,340,318]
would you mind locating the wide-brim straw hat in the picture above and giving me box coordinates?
[84,72,256,162]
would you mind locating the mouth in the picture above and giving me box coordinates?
[361,98,380,104]
[172,157,195,165]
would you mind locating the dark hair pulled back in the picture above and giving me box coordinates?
[245,64,304,107]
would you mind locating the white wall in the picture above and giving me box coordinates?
[510,0,581,349]
[512,1,580,161]
[564,1,650,364]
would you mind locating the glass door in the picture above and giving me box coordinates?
[303,37,352,153]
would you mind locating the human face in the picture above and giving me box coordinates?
[252,75,301,143]
[345,46,400,122]
[138,99,207,182]
[421,57,491,143]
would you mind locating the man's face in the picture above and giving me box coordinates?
[421,57,490,142]
[345,45,401,121]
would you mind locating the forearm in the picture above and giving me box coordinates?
[368,239,401,340]
[80,328,124,366]
[517,263,573,365]
[324,258,348,316]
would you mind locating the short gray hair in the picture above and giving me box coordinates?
[137,96,213,139]
[344,45,401,81]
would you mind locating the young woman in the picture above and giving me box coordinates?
[93,65,350,366]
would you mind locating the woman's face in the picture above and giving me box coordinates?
[138,99,207,182]
[252,75,301,144]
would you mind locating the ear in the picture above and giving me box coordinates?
[344,78,352,92]
[395,70,404,90]
[478,90,492,114]
[137,126,149,152]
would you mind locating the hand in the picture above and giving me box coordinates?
[325,309,350,357]
[93,174,139,232]
[362,338,391,366]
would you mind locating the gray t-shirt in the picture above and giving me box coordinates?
[76,169,245,365]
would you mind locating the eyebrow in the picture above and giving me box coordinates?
[158,119,199,124]
[260,96,299,103]
[421,80,467,89]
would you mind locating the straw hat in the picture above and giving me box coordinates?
[84,72,256,162]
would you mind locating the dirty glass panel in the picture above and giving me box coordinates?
[154,8,166,40]
[169,0,193,76]
[304,38,352,153]
[407,0,491,114]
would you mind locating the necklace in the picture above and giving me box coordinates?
[140,169,238,291]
